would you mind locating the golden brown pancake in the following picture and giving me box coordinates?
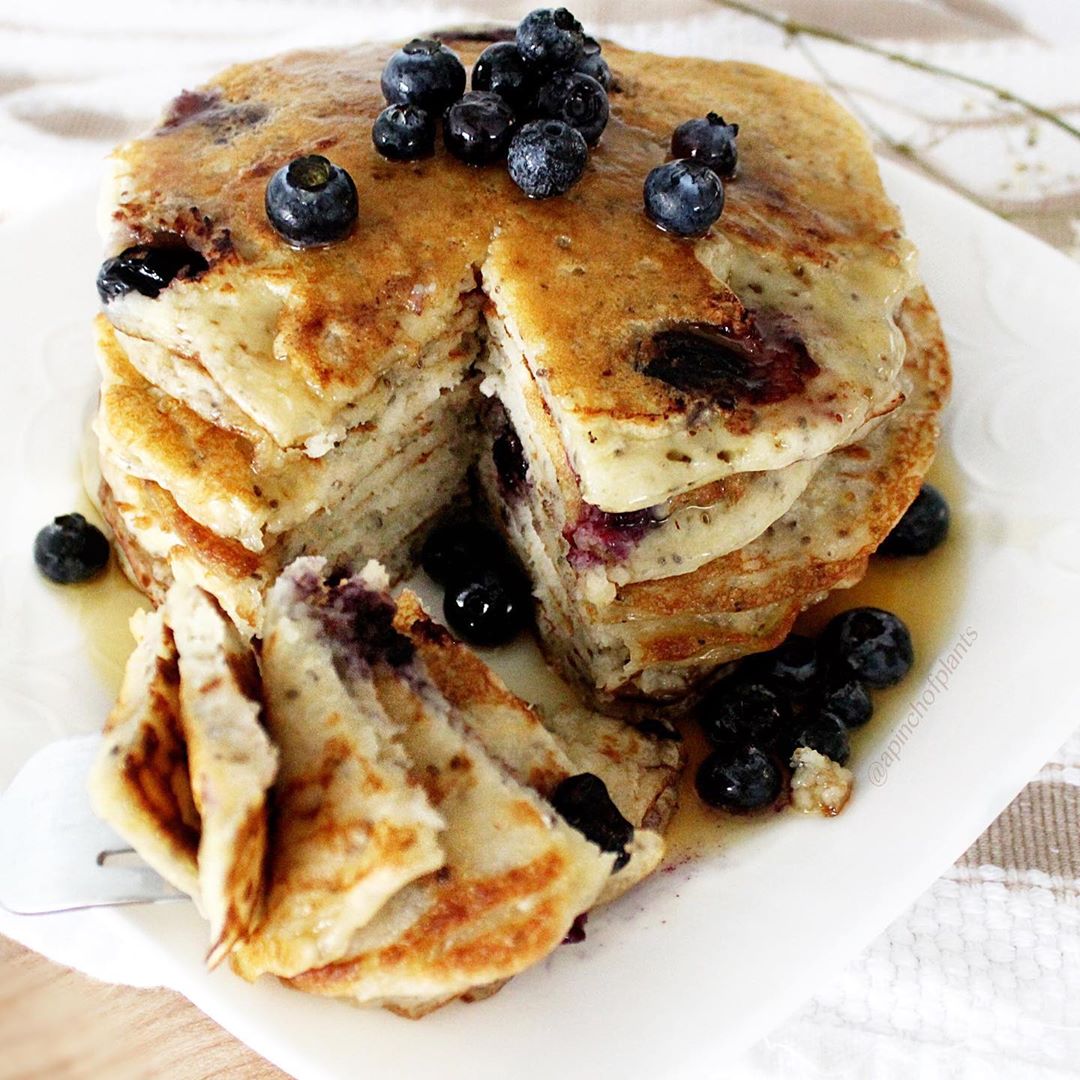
[99,38,913,507]
[89,608,200,898]
[90,586,278,968]
[481,286,949,705]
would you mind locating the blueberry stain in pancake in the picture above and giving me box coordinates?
[295,572,415,671]
[641,311,819,410]
[490,406,530,498]
[159,88,269,144]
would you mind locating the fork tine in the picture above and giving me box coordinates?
[0,735,185,914]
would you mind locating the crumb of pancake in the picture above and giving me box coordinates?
[790,747,853,816]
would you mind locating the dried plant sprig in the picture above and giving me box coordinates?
[708,0,1080,143]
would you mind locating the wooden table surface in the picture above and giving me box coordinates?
[0,936,286,1080]
[3,2,1078,1078]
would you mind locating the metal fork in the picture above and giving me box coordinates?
[0,736,184,914]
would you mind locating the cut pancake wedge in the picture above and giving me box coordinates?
[280,565,615,1013]
[163,584,278,967]
[90,584,277,967]
[230,560,446,981]
[392,591,681,906]
[89,607,200,899]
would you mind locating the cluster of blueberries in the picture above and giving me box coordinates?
[694,484,951,811]
[374,10,612,200]
[264,7,615,247]
[695,610,909,811]
[263,7,743,246]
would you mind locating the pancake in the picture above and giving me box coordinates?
[231,560,446,981]
[266,563,613,1013]
[88,607,199,899]
[480,286,949,705]
[95,316,479,552]
[163,584,278,966]
[392,590,681,904]
[90,586,277,967]
[479,316,828,587]
[93,32,948,707]
[97,382,478,634]
[99,40,913,509]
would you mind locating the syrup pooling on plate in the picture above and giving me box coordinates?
[663,451,969,862]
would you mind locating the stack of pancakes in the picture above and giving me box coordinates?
[93,35,948,706]
[91,561,680,1015]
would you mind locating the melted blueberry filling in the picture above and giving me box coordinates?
[96,243,209,303]
[490,407,530,498]
[551,772,634,870]
[640,311,819,409]
[566,502,661,568]
[159,88,268,142]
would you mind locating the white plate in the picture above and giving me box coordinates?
[3,159,1080,1080]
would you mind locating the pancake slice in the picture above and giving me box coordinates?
[479,286,949,708]
[95,315,480,554]
[230,560,446,981]
[392,590,680,905]
[283,564,614,1013]
[89,607,200,899]
[163,584,278,967]
[90,586,277,967]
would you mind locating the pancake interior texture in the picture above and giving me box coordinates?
[94,32,949,705]
[231,560,447,981]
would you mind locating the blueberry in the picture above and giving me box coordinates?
[823,607,914,689]
[471,41,537,113]
[783,713,851,766]
[420,520,510,585]
[747,634,819,697]
[372,103,435,161]
[699,681,790,749]
[492,419,529,495]
[551,773,634,870]
[381,38,466,113]
[96,244,208,304]
[574,37,611,91]
[879,483,950,556]
[443,565,530,646]
[516,8,585,72]
[818,677,874,729]
[671,113,739,179]
[643,159,724,238]
[34,513,110,584]
[535,70,609,146]
[444,91,516,165]
[264,155,358,247]
[695,745,782,811]
[507,119,588,198]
